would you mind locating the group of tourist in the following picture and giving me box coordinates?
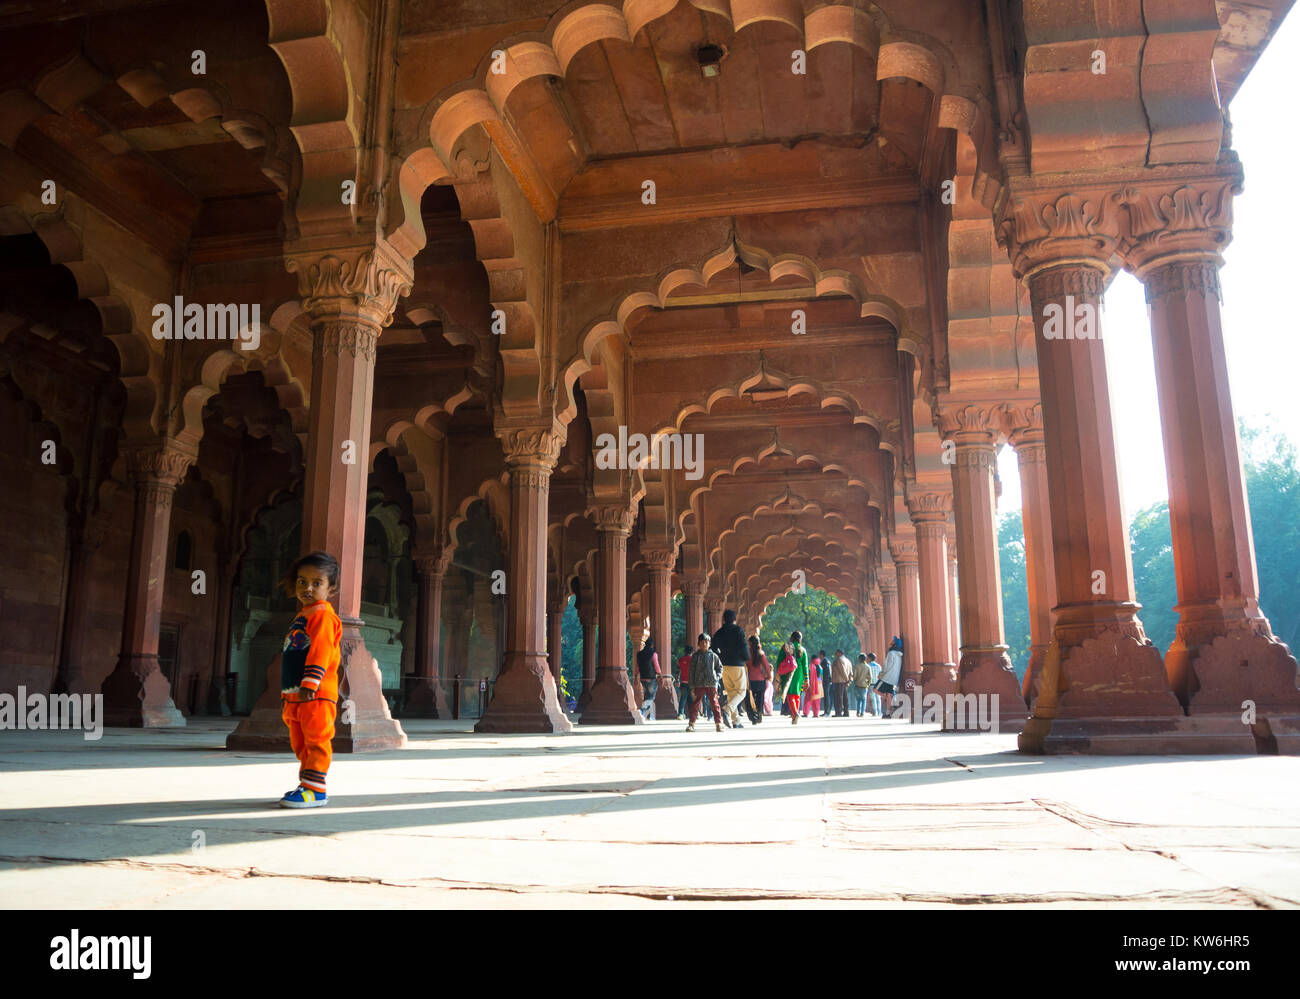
[633,607,907,733]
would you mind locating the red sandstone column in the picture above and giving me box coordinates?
[1009,405,1057,707]
[684,579,705,647]
[946,523,961,664]
[1004,200,1182,752]
[207,546,237,714]
[477,428,572,733]
[889,540,923,703]
[908,492,955,696]
[644,548,678,718]
[580,506,641,724]
[102,441,194,726]
[1130,217,1300,748]
[705,597,724,638]
[577,602,597,712]
[547,592,566,702]
[939,407,1026,730]
[869,585,885,658]
[878,563,900,646]
[55,515,109,696]
[228,252,410,749]
[407,549,450,718]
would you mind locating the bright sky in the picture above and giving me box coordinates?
[997,13,1300,516]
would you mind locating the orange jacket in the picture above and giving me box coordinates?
[280,600,342,703]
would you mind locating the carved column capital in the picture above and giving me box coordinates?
[124,438,197,490]
[996,190,1120,279]
[1005,402,1046,448]
[413,546,451,578]
[935,403,1001,445]
[704,596,725,616]
[877,563,898,592]
[642,547,677,572]
[905,490,952,524]
[500,425,564,474]
[286,238,414,329]
[887,539,918,565]
[1117,175,1239,281]
[589,503,634,536]
[683,579,706,600]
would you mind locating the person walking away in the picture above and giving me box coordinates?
[686,633,725,733]
[830,649,853,716]
[278,551,343,809]
[850,654,872,717]
[818,650,833,716]
[794,635,819,717]
[803,652,824,717]
[878,637,903,716]
[676,645,693,720]
[711,609,750,729]
[744,635,770,724]
[782,634,808,724]
[636,635,660,720]
[775,642,796,715]
[866,653,882,716]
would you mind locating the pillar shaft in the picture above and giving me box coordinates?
[581,506,641,724]
[578,609,597,710]
[477,429,571,733]
[684,581,705,648]
[705,598,723,637]
[890,543,922,694]
[941,418,1025,730]
[1139,253,1300,734]
[1016,253,1180,752]
[946,547,961,665]
[103,442,192,727]
[406,555,448,718]
[909,494,954,696]
[879,565,900,646]
[1011,414,1057,705]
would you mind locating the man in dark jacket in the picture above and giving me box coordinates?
[711,609,749,728]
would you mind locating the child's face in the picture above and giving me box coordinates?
[697,637,710,652]
[295,566,333,606]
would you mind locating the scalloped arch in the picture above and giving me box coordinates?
[386,0,1002,261]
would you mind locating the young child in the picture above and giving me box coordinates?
[278,551,343,809]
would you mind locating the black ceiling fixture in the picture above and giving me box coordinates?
[695,43,726,77]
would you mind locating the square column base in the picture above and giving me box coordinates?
[404,678,449,719]
[102,654,185,728]
[579,669,645,725]
[226,635,407,752]
[475,653,573,733]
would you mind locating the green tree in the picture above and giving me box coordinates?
[1128,502,1177,652]
[757,588,861,660]
[997,509,1031,680]
[1241,421,1300,648]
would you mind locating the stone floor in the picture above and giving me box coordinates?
[1,712,1297,908]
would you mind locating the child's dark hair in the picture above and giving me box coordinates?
[279,550,340,597]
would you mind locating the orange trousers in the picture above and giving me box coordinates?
[281,699,336,792]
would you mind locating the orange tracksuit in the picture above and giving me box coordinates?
[280,600,342,793]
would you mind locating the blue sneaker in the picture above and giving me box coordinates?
[279,785,328,808]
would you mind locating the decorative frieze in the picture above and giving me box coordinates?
[1141,259,1222,305]
[317,320,379,363]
